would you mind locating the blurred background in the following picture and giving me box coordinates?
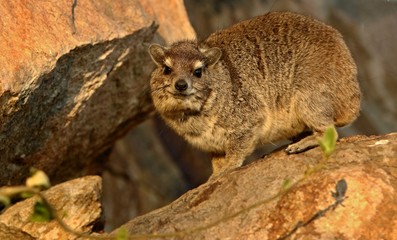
[102,0,397,230]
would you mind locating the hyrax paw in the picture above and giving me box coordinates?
[208,173,221,182]
[286,135,320,154]
[208,170,229,182]
[285,144,302,154]
[285,142,313,154]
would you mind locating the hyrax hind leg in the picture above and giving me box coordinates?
[285,92,337,154]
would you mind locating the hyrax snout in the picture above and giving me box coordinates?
[148,12,361,178]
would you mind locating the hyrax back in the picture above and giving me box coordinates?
[148,12,361,178]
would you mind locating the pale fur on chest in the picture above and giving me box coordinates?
[164,115,227,154]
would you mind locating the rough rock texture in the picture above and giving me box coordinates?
[112,133,397,239]
[0,0,195,185]
[0,176,102,240]
[0,222,35,240]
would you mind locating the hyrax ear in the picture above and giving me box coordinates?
[148,44,167,66]
[201,47,222,67]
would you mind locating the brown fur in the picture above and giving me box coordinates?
[148,12,361,178]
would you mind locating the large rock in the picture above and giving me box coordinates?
[0,176,102,240]
[112,133,397,239]
[0,0,195,185]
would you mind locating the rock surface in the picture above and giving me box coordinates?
[0,222,35,240]
[0,176,102,240]
[112,133,397,239]
[0,0,195,185]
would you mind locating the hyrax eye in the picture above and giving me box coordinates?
[193,68,202,78]
[163,66,172,75]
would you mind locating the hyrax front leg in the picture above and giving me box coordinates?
[211,153,244,179]
[211,136,256,178]
[211,154,240,177]
[286,92,337,154]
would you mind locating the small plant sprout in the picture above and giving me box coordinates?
[281,178,293,192]
[317,125,338,158]
[30,200,54,222]
[115,227,128,240]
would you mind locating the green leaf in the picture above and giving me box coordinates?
[281,178,292,191]
[115,227,128,240]
[30,200,53,222]
[317,125,338,158]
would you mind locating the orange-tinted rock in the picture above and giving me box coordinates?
[0,0,195,185]
[113,133,397,239]
[140,0,196,43]
[0,176,102,240]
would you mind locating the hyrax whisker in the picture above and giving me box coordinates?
[150,85,170,94]
[148,12,361,180]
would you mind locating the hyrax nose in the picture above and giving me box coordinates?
[174,79,188,92]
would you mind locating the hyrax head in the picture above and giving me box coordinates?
[148,41,222,117]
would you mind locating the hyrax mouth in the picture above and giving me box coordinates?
[171,93,191,100]
[168,89,195,99]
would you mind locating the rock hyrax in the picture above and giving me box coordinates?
[148,12,361,177]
